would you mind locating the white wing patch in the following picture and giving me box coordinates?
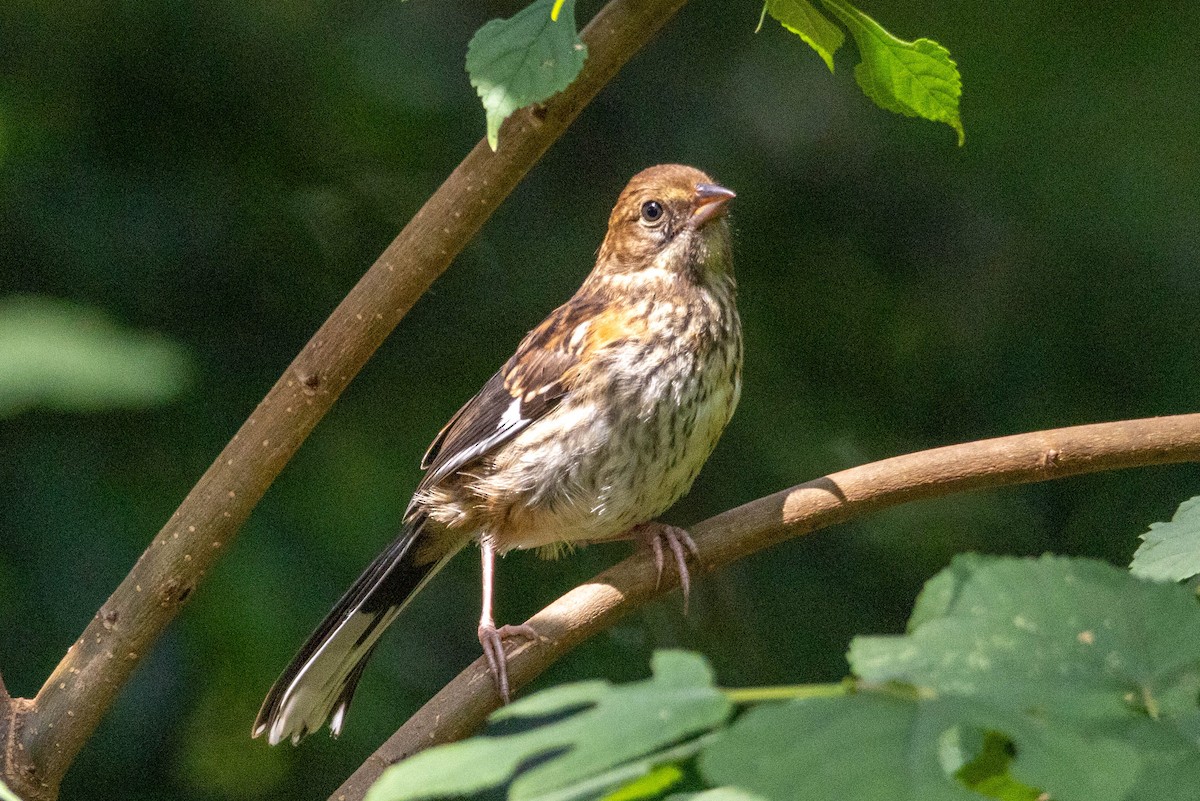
[425,396,531,485]
[499,396,524,428]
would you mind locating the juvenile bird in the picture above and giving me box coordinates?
[254,164,742,745]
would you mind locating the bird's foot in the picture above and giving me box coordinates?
[477,622,538,703]
[631,522,701,612]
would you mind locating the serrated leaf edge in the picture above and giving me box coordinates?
[821,0,964,144]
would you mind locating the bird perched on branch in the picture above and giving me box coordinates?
[254,164,742,746]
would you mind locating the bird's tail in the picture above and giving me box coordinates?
[253,515,462,745]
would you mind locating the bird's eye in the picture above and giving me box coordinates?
[640,200,664,224]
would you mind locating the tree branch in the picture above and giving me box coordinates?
[1,1,692,798]
[331,412,1200,801]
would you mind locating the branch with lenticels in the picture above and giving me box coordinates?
[0,1,694,799]
[330,412,1200,801]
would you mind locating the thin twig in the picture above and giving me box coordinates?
[3,1,692,798]
[330,412,1200,801]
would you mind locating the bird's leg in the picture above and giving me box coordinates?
[627,522,701,613]
[477,538,537,703]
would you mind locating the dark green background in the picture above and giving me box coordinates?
[1,0,1197,798]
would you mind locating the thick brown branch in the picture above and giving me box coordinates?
[331,412,1200,801]
[3,1,690,798]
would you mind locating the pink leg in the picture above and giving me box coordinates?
[629,522,701,613]
[477,539,536,703]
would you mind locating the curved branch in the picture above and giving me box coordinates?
[331,412,1200,800]
[3,1,692,798]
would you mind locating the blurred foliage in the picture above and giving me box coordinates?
[366,557,1200,801]
[367,651,728,801]
[0,0,1198,799]
[0,294,192,417]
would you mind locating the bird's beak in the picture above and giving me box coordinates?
[690,182,736,228]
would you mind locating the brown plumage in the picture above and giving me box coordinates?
[254,164,742,745]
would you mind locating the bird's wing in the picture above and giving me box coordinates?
[417,296,609,488]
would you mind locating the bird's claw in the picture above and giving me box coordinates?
[633,523,701,613]
[477,622,538,703]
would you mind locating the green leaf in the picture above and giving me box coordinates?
[0,295,193,419]
[821,0,963,144]
[850,555,1200,801]
[699,690,1157,801]
[466,0,588,151]
[666,790,768,801]
[599,764,684,801]
[762,0,844,72]
[952,730,1042,801]
[699,694,983,800]
[1131,495,1200,582]
[969,707,1140,801]
[0,779,24,801]
[366,651,731,801]
[851,555,1200,723]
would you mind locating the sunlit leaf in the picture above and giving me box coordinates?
[822,0,963,144]
[466,0,588,150]
[366,651,731,801]
[0,295,192,418]
[0,779,24,801]
[762,0,844,72]
[599,764,684,801]
[952,730,1041,801]
[1131,495,1200,582]
[368,556,1200,801]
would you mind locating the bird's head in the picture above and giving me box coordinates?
[593,164,735,288]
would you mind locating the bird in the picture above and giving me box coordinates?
[253,163,742,746]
